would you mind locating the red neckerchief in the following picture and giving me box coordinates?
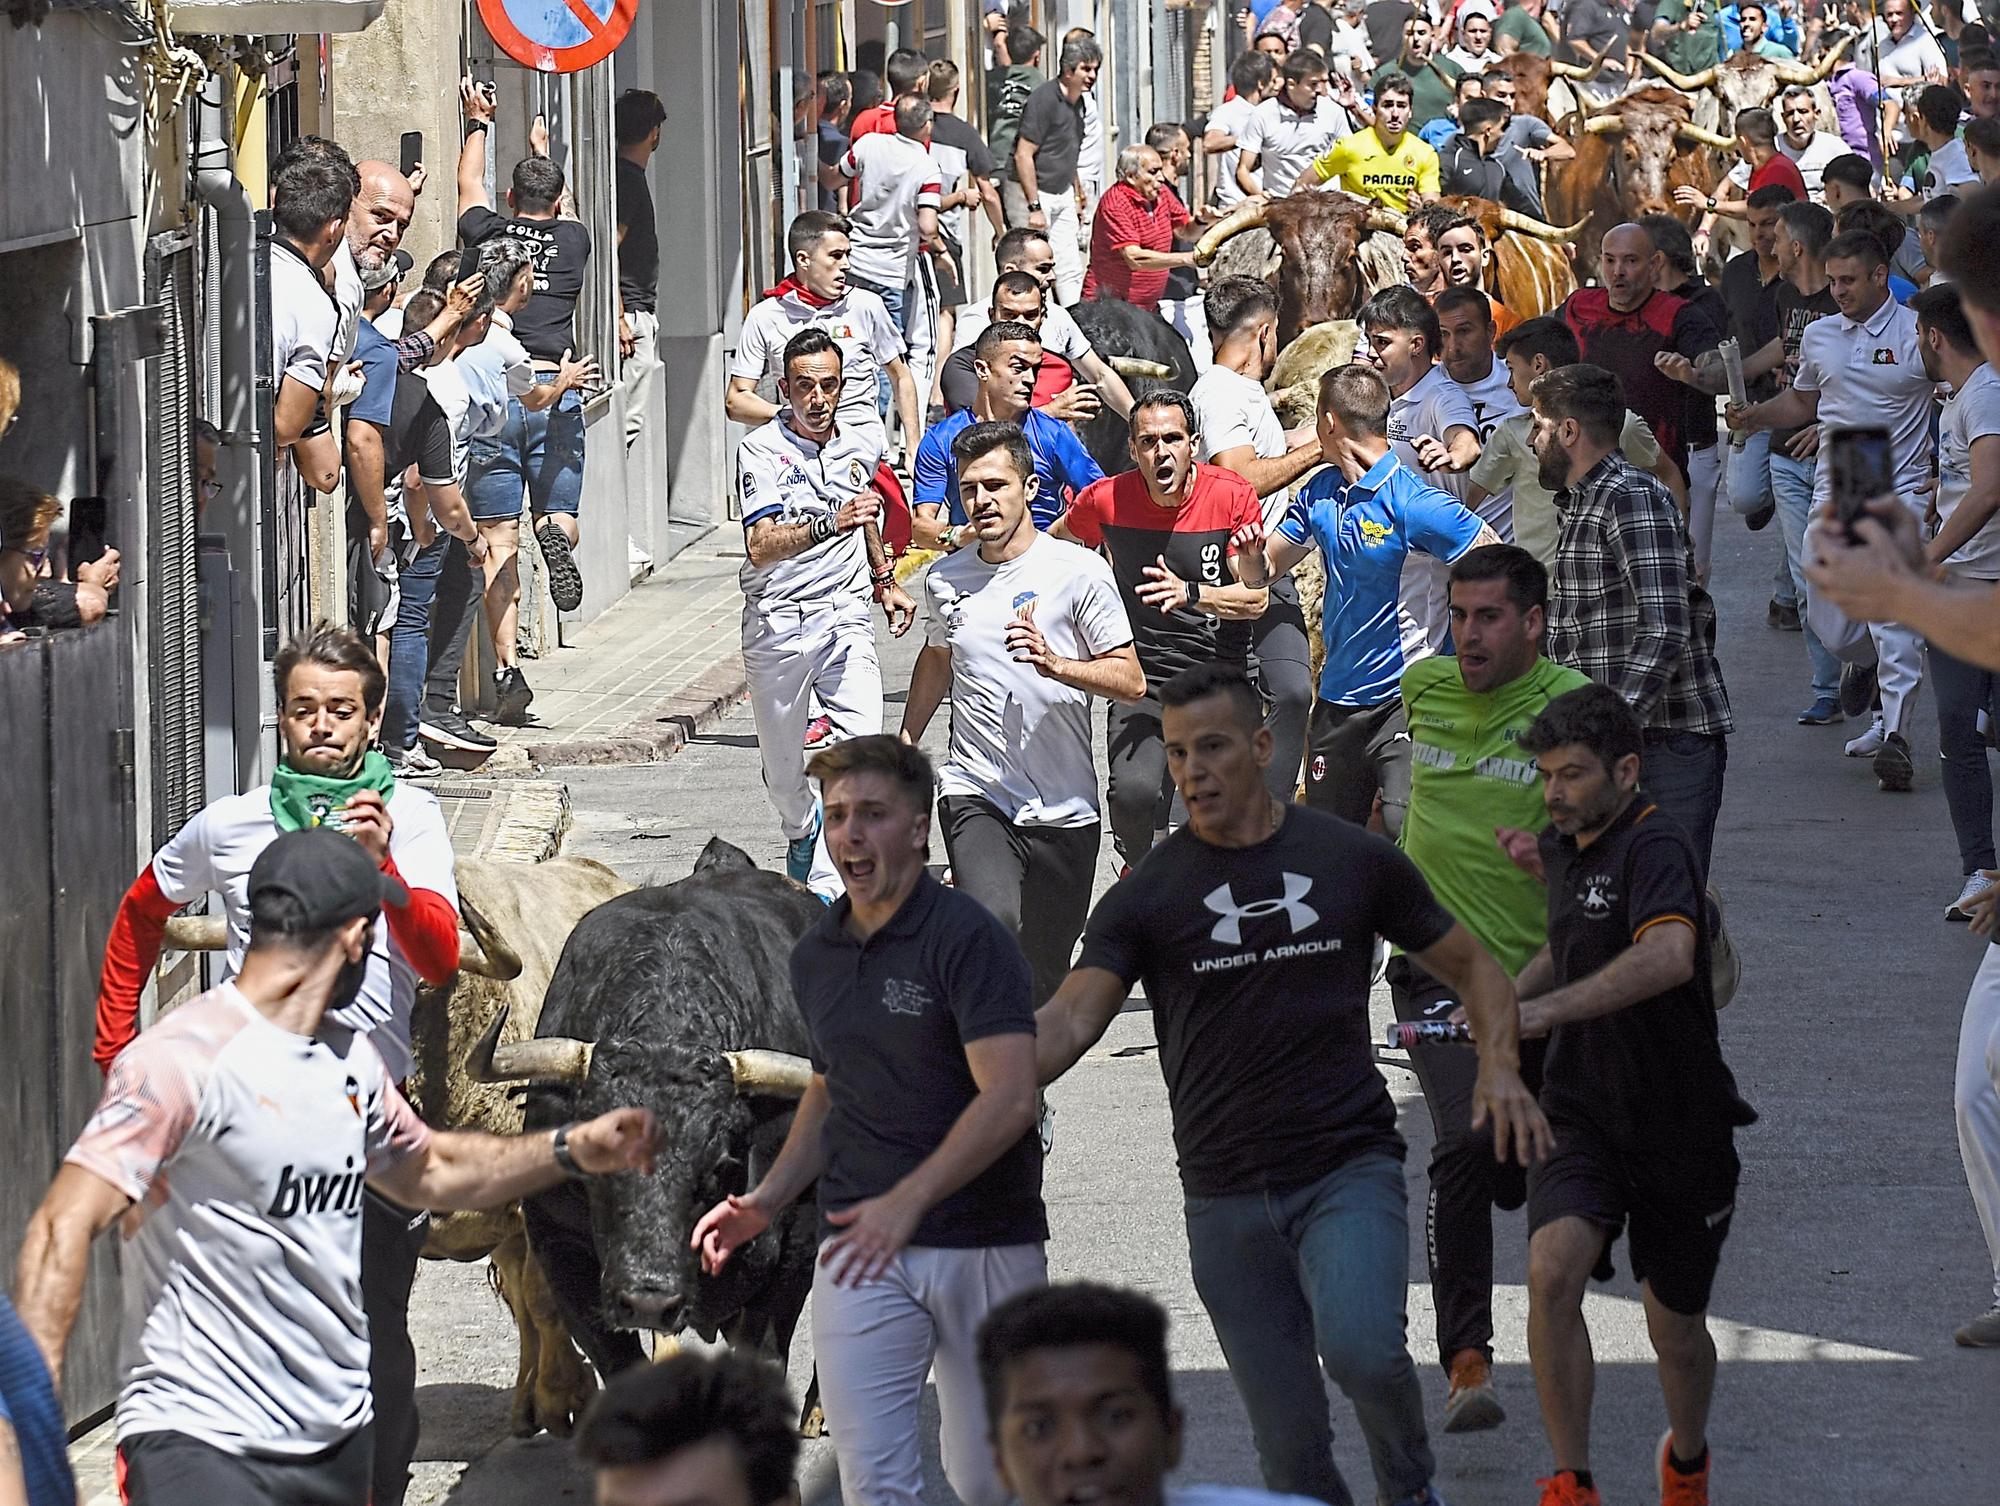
[765,276,838,309]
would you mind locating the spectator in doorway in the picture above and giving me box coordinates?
[849,47,928,144]
[0,477,121,633]
[615,89,666,452]
[575,1350,799,1506]
[457,76,594,616]
[270,157,353,495]
[816,71,852,214]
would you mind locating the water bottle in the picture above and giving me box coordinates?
[1384,1020,1473,1050]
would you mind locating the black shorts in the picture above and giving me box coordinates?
[119,1425,373,1506]
[1527,1113,1740,1315]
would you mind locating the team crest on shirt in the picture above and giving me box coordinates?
[1872,348,1898,365]
[1310,754,1327,781]
[742,473,757,501]
[850,460,869,488]
[344,1074,361,1118]
[883,978,931,1017]
[1358,518,1392,548]
[1578,874,1617,918]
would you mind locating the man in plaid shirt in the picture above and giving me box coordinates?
[1529,362,1734,877]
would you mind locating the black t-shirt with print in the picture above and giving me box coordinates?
[1771,280,1839,449]
[791,874,1046,1248]
[1079,806,1458,1197]
[458,206,593,361]
[1538,796,1755,1145]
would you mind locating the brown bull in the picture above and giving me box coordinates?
[1493,50,1603,124]
[1193,190,1407,346]
[1545,86,1733,282]
[1437,196,1587,320]
[1636,31,1850,136]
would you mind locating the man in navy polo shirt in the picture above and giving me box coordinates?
[691,735,1045,1506]
[911,320,1101,551]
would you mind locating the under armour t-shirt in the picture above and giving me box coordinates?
[1061,465,1264,688]
[924,532,1134,828]
[71,984,430,1458]
[1078,806,1458,1196]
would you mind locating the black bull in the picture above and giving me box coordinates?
[510,839,824,1380]
[1071,297,1199,477]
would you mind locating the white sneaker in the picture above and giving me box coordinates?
[1844,715,1887,758]
[1947,871,1998,922]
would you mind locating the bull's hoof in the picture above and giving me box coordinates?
[508,1402,539,1439]
[799,1403,827,1439]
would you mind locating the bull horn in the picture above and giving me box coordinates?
[1676,122,1740,150]
[164,915,228,951]
[725,1050,814,1098]
[1774,29,1852,86]
[1548,54,1606,81]
[1108,356,1174,379]
[456,894,523,982]
[1497,207,1592,241]
[1193,200,1268,265]
[468,1008,594,1085]
[1365,207,1407,237]
[1584,115,1627,136]
[1636,51,1716,91]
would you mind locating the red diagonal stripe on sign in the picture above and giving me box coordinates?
[561,0,609,34]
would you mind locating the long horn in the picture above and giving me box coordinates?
[725,1050,814,1098]
[467,1008,594,1085]
[1193,200,1268,265]
[164,915,227,951]
[1497,207,1593,241]
[1584,115,1627,135]
[456,894,523,981]
[1676,122,1740,150]
[1636,51,1716,91]
[1108,356,1174,379]
[1365,207,1407,236]
[1549,54,1606,81]
[1799,29,1854,84]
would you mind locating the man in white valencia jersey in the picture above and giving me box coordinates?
[15,827,659,1506]
[739,328,917,898]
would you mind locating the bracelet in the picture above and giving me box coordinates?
[466,120,490,135]
[809,513,837,545]
[1183,577,1202,610]
[938,524,959,551]
[552,1123,588,1179]
[870,566,896,585]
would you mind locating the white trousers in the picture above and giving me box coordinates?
[621,310,662,448]
[1961,946,2000,1303]
[1687,442,1720,580]
[1804,592,1926,734]
[812,1241,1047,1506]
[1159,294,1213,372]
[742,599,881,894]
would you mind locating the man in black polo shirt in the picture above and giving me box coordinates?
[1037,663,1549,1506]
[691,736,1044,1506]
[1515,683,1755,1506]
[614,88,665,451]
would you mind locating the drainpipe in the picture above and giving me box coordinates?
[192,59,278,790]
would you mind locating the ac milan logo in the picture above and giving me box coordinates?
[1310,754,1327,782]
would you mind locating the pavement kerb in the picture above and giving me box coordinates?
[484,548,938,774]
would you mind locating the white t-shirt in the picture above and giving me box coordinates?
[419,359,473,486]
[1327,19,1375,78]
[952,300,1096,364]
[1791,292,1936,508]
[1908,137,1980,200]
[930,134,972,247]
[1451,357,1525,539]
[1388,362,1482,653]
[1079,91,1106,194]
[1724,131,1851,200]
[1880,27,1948,85]
[70,984,430,1458]
[732,286,904,445]
[1937,362,2000,579]
[735,416,878,609]
[839,131,944,288]
[271,244,338,395]
[1208,95,1260,209]
[148,784,458,1083]
[1192,364,1290,524]
[330,241,365,372]
[923,532,1134,827]
[1444,45,1504,71]
[456,309,534,444]
[1240,94,1354,195]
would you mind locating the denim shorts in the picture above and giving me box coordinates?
[466,378,585,521]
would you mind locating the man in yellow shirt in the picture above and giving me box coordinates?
[1300,74,1440,213]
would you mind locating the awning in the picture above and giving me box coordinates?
[168,0,386,34]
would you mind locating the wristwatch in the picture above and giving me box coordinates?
[1027,198,1043,211]
[466,119,490,136]
[552,1122,589,1179]
[1705,195,1717,210]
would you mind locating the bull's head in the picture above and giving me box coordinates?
[1496,50,1604,126]
[1636,31,1852,134]
[470,1012,812,1336]
[1580,89,1735,218]
[1194,192,1405,346]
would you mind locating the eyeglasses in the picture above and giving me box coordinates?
[200,478,223,499]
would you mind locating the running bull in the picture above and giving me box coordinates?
[470,838,824,1392]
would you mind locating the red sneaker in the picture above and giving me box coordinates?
[802,714,834,749]
[1657,1430,1710,1506]
[1536,1473,1602,1506]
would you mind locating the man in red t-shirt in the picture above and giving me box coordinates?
[1053,391,1271,861]
[1083,144,1198,311]
[1673,105,1806,246]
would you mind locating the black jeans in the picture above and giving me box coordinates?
[1639,728,1728,881]
[1106,694,1170,864]
[940,796,1100,1007]
[421,535,481,715]
[1386,956,1545,1369]
[1253,576,1314,800]
[1930,640,1998,873]
[120,1425,374,1506]
[1303,698,1413,841]
[361,1189,429,1506]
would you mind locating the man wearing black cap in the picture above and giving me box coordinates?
[14,829,659,1506]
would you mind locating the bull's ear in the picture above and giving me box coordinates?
[693,837,758,876]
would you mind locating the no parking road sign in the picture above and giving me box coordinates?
[478,0,637,73]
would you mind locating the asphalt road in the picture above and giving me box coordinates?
[401,518,2000,1506]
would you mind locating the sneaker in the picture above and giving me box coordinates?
[385,742,443,777]
[1954,1302,2000,1346]
[1839,659,1878,720]
[494,666,535,724]
[1843,715,1886,758]
[1948,872,1998,922]
[1657,1430,1711,1506]
[420,707,499,753]
[1796,696,1844,726]
[1874,731,1914,791]
[1766,596,1800,628]
[802,714,834,750]
[536,518,584,612]
[1708,888,1741,1009]
[1442,1349,1504,1433]
[786,807,821,884]
[1747,501,1777,532]
[1535,1473,1601,1506]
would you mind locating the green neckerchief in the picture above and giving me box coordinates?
[269,749,397,833]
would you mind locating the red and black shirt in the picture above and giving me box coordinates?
[1558,287,1723,482]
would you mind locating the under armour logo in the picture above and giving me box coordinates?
[1204,874,1319,944]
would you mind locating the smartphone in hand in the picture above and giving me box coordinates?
[1825,426,1893,538]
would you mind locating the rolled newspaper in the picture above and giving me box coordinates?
[1719,337,1748,449]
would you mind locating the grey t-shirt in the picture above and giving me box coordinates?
[1499,114,1554,216]
[1017,79,1086,193]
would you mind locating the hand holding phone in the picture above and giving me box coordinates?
[1826,426,1894,539]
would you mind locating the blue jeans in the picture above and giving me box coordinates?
[466,381,585,520]
[383,534,479,749]
[1183,1153,1434,1506]
[1770,451,1841,701]
[848,273,907,416]
[1641,728,1727,881]
[1931,639,1998,873]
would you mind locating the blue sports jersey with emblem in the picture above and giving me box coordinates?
[1277,453,1484,707]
